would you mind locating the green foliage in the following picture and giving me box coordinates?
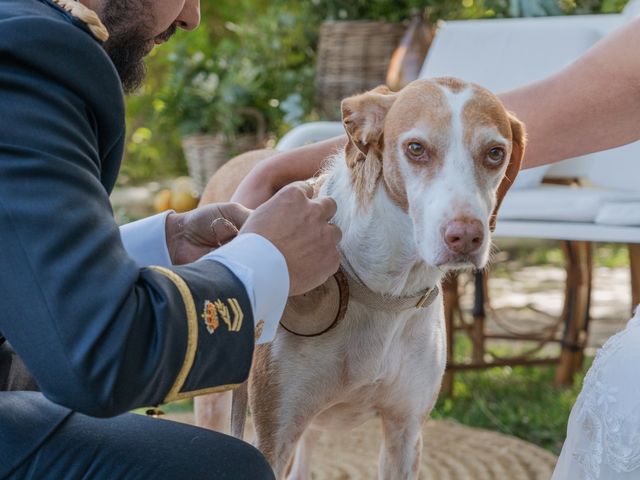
[153,3,316,139]
[302,0,625,21]
[562,0,630,13]
[306,0,508,22]
[122,1,319,183]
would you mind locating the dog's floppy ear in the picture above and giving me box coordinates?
[490,113,526,232]
[341,85,398,168]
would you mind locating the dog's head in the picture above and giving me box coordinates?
[341,77,526,270]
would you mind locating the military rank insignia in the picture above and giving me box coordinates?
[202,300,220,334]
[202,299,244,334]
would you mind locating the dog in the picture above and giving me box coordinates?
[196,77,525,479]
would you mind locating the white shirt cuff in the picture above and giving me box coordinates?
[202,233,289,344]
[119,211,173,268]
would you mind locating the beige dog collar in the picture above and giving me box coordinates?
[340,257,440,312]
[280,260,439,338]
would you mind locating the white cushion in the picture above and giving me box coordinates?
[596,202,640,227]
[495,220,640,243]
[585,141,640,191]
[624,0,640,18]
[276,122,345,152]
[512,166,549,190]
[499,185,640,222]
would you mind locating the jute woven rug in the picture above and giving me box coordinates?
[165,413,557,479]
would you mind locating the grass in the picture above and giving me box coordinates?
[431,332,589,455]
[432,362,587,455]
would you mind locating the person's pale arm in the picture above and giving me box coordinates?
[231,136,346,208]
[500,18,640,168]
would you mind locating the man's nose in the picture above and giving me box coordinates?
[177,0,201,31]
[443,218,484,255]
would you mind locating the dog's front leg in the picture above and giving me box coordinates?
[287,426,322,480]
[193,391,232,432]
[378,413,423,480]
[256,418,311,480]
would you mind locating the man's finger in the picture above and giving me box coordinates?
[288,180,314,199]
[315,196,337,221]
[218,203,252,229]
[329,224,342,244]
[211,217,240,246]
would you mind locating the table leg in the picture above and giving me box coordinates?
[555,241,592,386]
[471,270,487,364]
[441,274,459,396]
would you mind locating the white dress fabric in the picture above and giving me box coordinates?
[552,306,640,480]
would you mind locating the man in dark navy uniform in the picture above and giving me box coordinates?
[0,0,341,477]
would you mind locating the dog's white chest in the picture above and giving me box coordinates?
[297,303,445,435]
[321,301,446,418]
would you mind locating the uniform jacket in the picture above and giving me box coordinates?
[0,0,256,474]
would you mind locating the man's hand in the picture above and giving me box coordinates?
[165,203,251,265]
[240,182,341,296]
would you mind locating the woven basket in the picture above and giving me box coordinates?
[315,21,405,120]
[182,109,266,194]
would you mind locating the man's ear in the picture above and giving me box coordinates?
[490,113,526,232]
[341,85,398,168]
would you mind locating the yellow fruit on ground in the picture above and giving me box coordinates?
[153,189,173,213]
[171,191,199,213]
[172,176,198,195]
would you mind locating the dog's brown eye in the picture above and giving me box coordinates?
[407,142,425,158]
[486,147,505,166]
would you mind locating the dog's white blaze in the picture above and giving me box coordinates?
[439,86,486,220]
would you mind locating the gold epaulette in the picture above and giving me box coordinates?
[51,0,109,42]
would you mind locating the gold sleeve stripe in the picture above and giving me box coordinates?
[149,266,198,403]
[228,298,244,332]
[167,382,243,401]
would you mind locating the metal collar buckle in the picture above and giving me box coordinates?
[415,288,434,309]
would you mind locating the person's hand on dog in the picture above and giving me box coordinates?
[240,181,342,296]
[165,203,251,265]
[231,160,280,209]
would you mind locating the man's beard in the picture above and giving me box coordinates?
[100,0,176,94]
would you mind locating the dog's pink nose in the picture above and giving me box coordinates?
[444,218,484,255]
